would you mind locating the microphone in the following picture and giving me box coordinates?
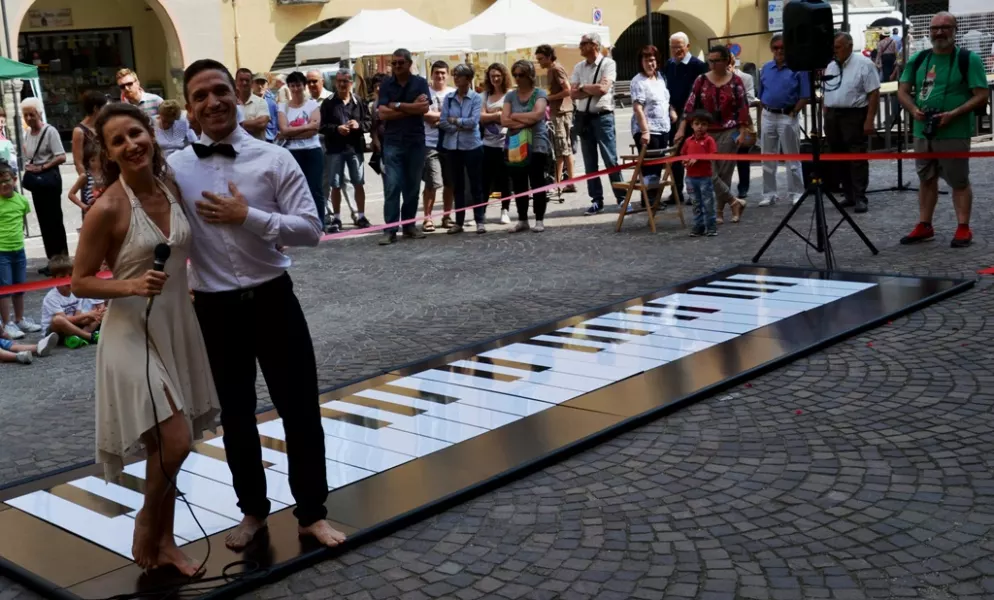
[147,243,171,310]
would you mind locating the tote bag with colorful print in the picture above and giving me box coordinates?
[504,90,538,168]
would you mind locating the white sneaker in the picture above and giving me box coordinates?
[790,193,803,205]
[476,223,486,234]
[4,322,24,340]
[35,332,57,357]
[510,220,530,233]
[15,351,32,364]
[499,209,511,225]
[758,196,777,207]
[17,317,41,333]
[532,220,545,232]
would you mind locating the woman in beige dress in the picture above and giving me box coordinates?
[72,102,220,577]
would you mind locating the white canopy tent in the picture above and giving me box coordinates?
[295,9,472,64]
[443,0,611,53]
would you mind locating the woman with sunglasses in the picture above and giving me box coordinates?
[278,71,325,224]
[674,45,752,224]
[501,60,550,233]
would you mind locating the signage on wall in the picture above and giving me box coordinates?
[592,7,603,25]
[27,8,72,29]
[768,0,784,31]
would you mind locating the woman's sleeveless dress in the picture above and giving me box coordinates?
[95,178,220,481]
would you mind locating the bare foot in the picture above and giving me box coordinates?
[157,540,204,578]
[225,515,267,551]
[298,520,347,547]
[132,510,159,570]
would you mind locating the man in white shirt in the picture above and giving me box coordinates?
[235,68,270,141]
[422,61,455,231]
[169,58,345,550]
[823,32,880,214]
[570,32,625,215]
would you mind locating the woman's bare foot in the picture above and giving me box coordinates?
[158,540,204,578]
[132,510,159,570]
[225,515,268,550]
[298,520,347,547]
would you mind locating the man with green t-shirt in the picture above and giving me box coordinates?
[897,11,990,248]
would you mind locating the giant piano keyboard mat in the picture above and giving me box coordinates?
[0,265,973,600]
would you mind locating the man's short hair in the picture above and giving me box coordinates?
[335,68,352,81]
[670,32,690,45]
[431,60,449,74]
[834,31,854,45]
[535,44,556,60]
[48,255,73,277]
[115,68,136,82]
[770,33,784,48]
[583,33,603,48]
[182,59,237,101]
[235,67,253,79]
[393,48,413,64]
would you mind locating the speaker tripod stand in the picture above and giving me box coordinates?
[752,73,879,270]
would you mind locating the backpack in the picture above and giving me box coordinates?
[909,47,985,116]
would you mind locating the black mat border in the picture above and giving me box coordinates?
[0,266,974,600]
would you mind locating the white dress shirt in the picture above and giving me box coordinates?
[571,55,617,113]
[167,126,323,293]
[823,52,881,108]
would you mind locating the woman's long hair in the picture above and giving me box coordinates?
[484,62,511,97]
[94,102,167,186]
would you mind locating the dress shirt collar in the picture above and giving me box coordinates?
[680,53,692,65]
[199,124,252,153]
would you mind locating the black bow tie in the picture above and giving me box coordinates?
[192,143,237,159]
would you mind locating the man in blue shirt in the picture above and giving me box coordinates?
[757,34,810,207]
[664,32,708,205]
[253,73,280,143]
[377,48,431,245]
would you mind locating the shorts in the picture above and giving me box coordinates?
[423,148,453,189]
[327,148,365,188]
[914,137,971,190]
[0,338,12,351]
[551,112,573,159]
[0,248,27,298]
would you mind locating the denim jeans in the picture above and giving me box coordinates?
[289,147,326,225]
[577,112,623,206]
[687,176,717,231]
[448,147,486,226]
[383,143,427,233]
[0,248,27,298]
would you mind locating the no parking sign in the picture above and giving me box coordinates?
[592,7,603,24]
[728,43,742,57]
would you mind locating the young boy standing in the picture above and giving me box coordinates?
[41,255,103,348]
[0,162,43,339]
[680,111,719,237]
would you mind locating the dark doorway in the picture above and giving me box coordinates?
[613,14,671,80]
[271,18,347,71]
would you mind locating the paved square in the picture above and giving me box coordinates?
[3,142,993,600]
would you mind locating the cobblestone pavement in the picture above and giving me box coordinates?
[3,149,994,599]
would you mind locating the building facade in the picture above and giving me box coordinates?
[0,0,769,139]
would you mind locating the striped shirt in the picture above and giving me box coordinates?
[121,91,164,118]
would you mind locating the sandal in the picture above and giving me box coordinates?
[422,219,435,232]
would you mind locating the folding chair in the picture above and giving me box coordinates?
[613,143,684,233]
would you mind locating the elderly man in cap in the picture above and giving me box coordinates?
[251,72,281,143]
[571,32,625,215]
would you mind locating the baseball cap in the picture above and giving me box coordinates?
[252,72,267,82]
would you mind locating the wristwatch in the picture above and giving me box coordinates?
[393,102,401,109]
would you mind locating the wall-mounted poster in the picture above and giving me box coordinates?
[27,9,73,29]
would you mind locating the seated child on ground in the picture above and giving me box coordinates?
[0,326,57,364]
[41,255,104,348]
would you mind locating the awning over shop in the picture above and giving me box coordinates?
[444,0,612,53]
[0,56,38,80]
[295,9,472,64]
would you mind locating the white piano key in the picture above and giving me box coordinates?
[634,305,780,328]
[706,279,849,298]
[123,461,285,521]
[687,286,827,306]
[727,273,876,291]
[355,387,521,429]
[557,325,718,353]
[413,368,581,404]
[67,476,239,543]
[318,416,450,458]
[387,376,555,417]
[180,452,297,507]
[495,342,666,373]
[6,491,136,557]
[201,435,292,471]
[447,358,614,389]
[256,419,412,473]
[654,293,808,316]
[478,345,649,381]
[577,317,737,344]
[599,311,759,334]
[323,399,489,444]
[531,334,691,362]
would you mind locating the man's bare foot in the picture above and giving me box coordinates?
[298,520,347,547]
[157,540,204,578]
[132,510,159,570]
[225,515,267,551]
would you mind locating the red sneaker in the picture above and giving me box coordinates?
[951,224,972,248]
[899,222,934,245]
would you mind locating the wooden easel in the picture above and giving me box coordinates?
[613,143,684,233]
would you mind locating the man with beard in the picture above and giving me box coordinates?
[897,11,989,248]
[168,58,345,549]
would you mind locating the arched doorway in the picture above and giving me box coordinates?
[613,14,671,80]
[14,0,183,141]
